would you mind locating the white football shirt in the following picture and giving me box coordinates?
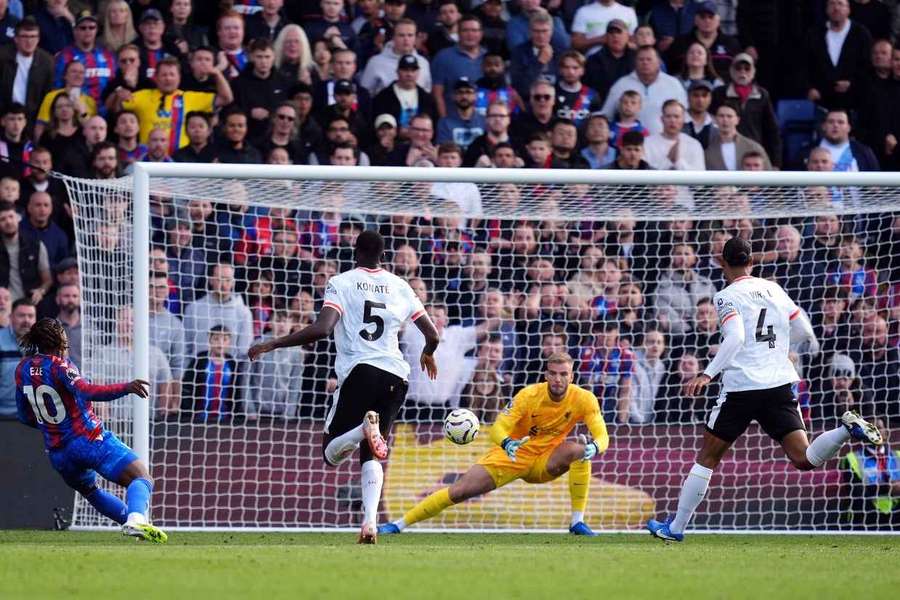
[323,267,426,383]
[713,275,802,392]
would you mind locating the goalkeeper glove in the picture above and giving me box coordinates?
[501,436,529,462]
[578,434,599,462]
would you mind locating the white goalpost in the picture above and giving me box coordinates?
[59,164,900,532]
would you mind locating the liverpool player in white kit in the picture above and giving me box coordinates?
[248,230,440,544]
[647,238,883,542]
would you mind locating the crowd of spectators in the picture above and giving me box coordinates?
[0,0,898,438]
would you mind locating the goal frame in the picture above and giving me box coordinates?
[130,163,900,467]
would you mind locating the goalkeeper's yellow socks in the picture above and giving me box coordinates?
[400,487,454,528]
[568,459,591,526]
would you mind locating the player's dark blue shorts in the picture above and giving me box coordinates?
[48,430,138,491]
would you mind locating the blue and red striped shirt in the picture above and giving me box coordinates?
[54,47,117,106]
[15,354,130,450]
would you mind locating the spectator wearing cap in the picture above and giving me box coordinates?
[580,113,616,168]
[510,10,561,101]
[548,118,589,168]
[463,99,511,167]
[600,46,687,136]
[303,0,359,54]
[436,77,485,149]
[607,129,652,169]
[509,79,555,152]
[571,0,638,58]
[506,0,570,54]
[387,112,437,166]
[368,113,398,165]
[34,0,74,55]
[813,108,879,172]
[136,8,182,80]
[430,14,486,119]
[665,2,743,83]
[648,0,703,53]
[216,11,250,80]
[315,49,372,118]
[360,18,431,96]
[705,100,771,170]
[0,0,18,47]
[802,0,872,112]
[232,38,288,147]
[710,52,782,168]
[372,54,438,137]
[683,79,716,148]
[427,0,462,57]
[316,78,374,148]
[54,10,116,108]
[644,99,706,170]
[19,190,69,270]
[584,19,635,103]
[0,18,53,124]
[113,57,232,152]
[245,0,287,43]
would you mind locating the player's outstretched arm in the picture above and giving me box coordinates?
[248,307,341,361]
[687,312,745,397]
[412,313,440,379]
[790,309,820,356]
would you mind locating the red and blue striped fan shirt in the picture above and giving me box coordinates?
[15,354,131,450]
[54,47,117,105]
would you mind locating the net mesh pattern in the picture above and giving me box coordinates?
[60,170,900,531]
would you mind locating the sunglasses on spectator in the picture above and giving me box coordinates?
[532,94,553,101]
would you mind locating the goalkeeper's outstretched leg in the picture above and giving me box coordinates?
[378,437,599,535]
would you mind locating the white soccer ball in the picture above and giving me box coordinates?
[443,409,480,445]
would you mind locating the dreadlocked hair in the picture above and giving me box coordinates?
[20,317,67,356]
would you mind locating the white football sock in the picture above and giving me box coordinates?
[125,512,147,526]
[361,460,384,526]
[670,463,713,534]
[324,423,365,466]
[393,517,407,531]
[570,511,584,527]
[805,426,851,468]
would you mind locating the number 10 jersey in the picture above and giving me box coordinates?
[713,275,802,393]
[323,267,427,384]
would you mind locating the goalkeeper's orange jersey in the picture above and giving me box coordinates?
[488,382,609,459]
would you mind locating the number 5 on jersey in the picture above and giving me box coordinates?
[360,300,386,341]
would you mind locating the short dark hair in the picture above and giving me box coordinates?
[722,236,752,267]
[185,111,212,127]
[355,229,385,263]
[437,142,462,157]
[12,297,35,312]
[248,38,274,53]
[717,99,742,119]
[0,201,16,214]
[14,16,39,34]
[209,324,232,336]
[3,103,26,117]
[621,130,645,147]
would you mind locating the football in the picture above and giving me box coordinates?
[443,409,480,445]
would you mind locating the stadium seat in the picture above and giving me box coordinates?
[776,100,825,170]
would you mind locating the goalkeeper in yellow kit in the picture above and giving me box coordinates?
[378,352,610,536]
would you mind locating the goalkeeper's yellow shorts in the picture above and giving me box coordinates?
[476,446,559,488]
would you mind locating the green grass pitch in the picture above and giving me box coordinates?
[2,530,899,599]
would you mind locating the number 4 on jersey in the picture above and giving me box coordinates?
[755,308,777,348]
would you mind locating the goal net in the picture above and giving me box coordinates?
[59,165,900,532]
